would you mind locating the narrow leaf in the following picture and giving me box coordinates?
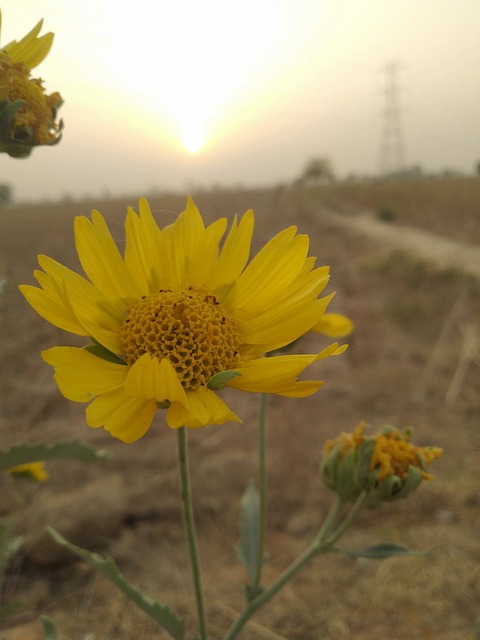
[237,483,262,584]
[337,542,429,560]
[41,616,69,640]
[47,528,186,640]
[0,440,110,471]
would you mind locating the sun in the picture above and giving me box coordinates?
[182,125,203,154]
[100,0,286,152]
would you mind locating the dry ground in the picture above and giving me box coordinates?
[0,183,479,639]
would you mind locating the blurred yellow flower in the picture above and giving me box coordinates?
[9,462,48,482]
[21,197,347,443]
[312,312,353,338]
[0,10,63,157]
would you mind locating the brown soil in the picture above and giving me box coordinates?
[0,185,479,640]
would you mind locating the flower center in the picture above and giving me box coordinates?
[120,288,242,390]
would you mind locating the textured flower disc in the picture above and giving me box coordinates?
[120,288,242,388]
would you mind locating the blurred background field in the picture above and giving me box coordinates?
[0,179,479,639]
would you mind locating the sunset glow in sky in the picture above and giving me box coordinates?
[2,0,480,201]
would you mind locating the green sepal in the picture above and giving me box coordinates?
[0,440,110,471]
[335,542,429,560]
[0,98,24,141]
[41,616,70,640]
[237,483,267,598]
[353,439,376,491]
[83,340,126,365]
[370,465,423,507]
[207,370,240,390]
[47,528,186,640]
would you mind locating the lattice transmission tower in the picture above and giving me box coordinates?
[379,62,406,177]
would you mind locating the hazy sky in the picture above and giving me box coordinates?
[1,0,480,202]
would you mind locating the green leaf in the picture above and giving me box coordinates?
[207,370,240,390]
[337,542,429,560]
[237,483,263,586]
[41,616,70,640]
[0,440,110,471]
[47,528,186,640]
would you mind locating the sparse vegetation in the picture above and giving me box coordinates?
[0,183,479,639]
[307,175,480,243]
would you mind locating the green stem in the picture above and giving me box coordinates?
[252,393,268,595]
[177,427,209,640]
[325,491,368,546]
[224,494,367,640]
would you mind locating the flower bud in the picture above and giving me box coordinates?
[0,12,63,157]
[321,422,442,507]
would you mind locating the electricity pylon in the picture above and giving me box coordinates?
[379,62,406,177]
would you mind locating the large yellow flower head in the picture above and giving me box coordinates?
[20,198,347,443]
[0,10,63,157]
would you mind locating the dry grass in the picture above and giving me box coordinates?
[307,176,480,244]
[0,182,479,639]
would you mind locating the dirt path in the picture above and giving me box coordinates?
[321,209,480,278]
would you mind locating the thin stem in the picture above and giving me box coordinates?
[223,493,373,640]
[223,498,343,640]
[325,491,368,546]
[177,427,209,640]
[252,393,268,594]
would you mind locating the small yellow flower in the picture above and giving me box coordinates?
[322,422,442,504]
[0,10,63,157]
[21,197,347,443]
[9,462,48,482]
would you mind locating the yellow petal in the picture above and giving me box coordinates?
[38,255,125,353]
[167,196,207,287]
[312,313,354,338]
[224,227,309,314]
[125,354,189,408]
[75,210,141,306]
[210,210,254,297]
[4,19,54,69]
[242,267,333,346]
[19,283,87,336]
[42,347,128,402]
[166,387,241,429]
[191,217,228,287]
[86,387,157,443]
[227,347,345,397]
[124,198,174,295]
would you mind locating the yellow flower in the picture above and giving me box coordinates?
[20,197,347,443]
[9,462,48,482]
[322,422,442,504]
[0,10,63,157]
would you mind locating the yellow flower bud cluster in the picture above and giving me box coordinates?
[321,422,442,507]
